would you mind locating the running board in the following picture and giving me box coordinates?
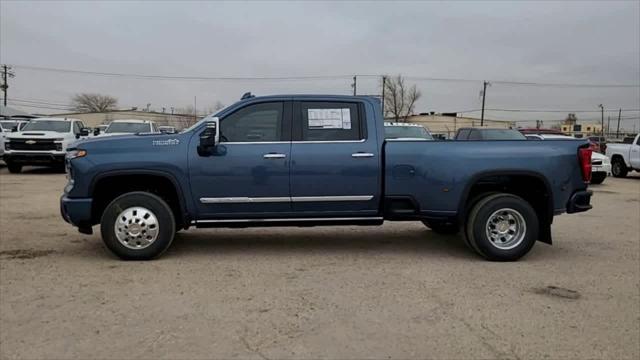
[192,217,384,228]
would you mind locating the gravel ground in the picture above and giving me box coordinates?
[1,166,639,360]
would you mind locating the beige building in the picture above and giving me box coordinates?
[398,114,516,138]
[561,123,603,137]
[47,110,201,129]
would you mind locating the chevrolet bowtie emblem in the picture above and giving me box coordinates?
[25,140,37,145]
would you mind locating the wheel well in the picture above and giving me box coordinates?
[610,154,626,165]
[463,174,552,238]
[91,174,185,228]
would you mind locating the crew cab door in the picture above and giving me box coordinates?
[188,101,292,218]
[289,100,380,216]
[631,135,640,169]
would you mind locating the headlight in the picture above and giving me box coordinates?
[66,149,87,160]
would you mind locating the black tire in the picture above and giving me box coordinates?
[7,163,22,173]
[422,221,459,234]
[100,191,176,260]
[611,158,628,178]
[464,193,538,261]
[590,172,607,184]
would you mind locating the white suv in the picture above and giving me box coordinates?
[3,117,89,173]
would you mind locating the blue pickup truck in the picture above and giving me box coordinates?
[60,94,593,261]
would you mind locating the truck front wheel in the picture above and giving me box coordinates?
[6,162,22,173]
[611,158,628,178]
[464,193,538,261]
[100,191,176,260]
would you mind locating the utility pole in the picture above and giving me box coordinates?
[616,108,621,138]
[480,81,489,127]
[598,104,604,144]
[352,75,357,96]
[381,76,386,118]
[1,65,15,107]
[607,116,610,137]
[194,96,197,124]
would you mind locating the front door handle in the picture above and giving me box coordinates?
[352,152,374,158]
[263,153,286,159]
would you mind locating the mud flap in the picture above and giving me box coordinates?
[538,221,552,244]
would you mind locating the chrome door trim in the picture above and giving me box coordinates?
[221,141,290,145]
[200,195,374,204]
[291,195,373,202]
[351,153,374,158]
[200,197,290,204]
[263,153,286,159]
[291,139,366,144]
[193,216,383,224]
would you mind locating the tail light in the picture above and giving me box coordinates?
[578,147,592,183]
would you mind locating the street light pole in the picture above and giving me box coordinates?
[598,104,604,148]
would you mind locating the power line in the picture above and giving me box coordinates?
[11,65,358,81]
[458,108,640,113]
[10,64,640,87]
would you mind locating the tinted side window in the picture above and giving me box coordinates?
[468,130,482,140]
[300,102,362,141]
[636,136,640,145]
[72,122,81,134]
[221,102,283,142]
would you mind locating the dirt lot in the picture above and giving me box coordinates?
[0,166,638,360]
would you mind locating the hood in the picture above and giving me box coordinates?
[591,152,609,161]
[98,132,137,137]
[7,131,72,140]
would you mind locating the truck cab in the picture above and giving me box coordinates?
[606,134,640,177]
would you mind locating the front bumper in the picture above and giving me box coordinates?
[4,151,65,165]
[60,195,93,231]
[566,190,593,213]
[592,163,611,175]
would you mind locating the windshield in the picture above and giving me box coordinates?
[106,122,150,133]
[384,125,433,139]
[21,120,71,133]
[0,121,19,131]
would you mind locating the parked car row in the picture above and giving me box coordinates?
[1,118,166,173]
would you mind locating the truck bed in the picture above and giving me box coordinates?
[383,139,588,218]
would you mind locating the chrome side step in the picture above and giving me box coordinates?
[192,217,384,227]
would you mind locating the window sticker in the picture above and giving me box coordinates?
[308,108,351,130]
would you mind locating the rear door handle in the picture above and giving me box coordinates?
[352,152,374,158]
[263,153,286,159]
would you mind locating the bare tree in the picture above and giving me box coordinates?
[71,93,118,112]
[213,100,226,111]
[383,75,422,122]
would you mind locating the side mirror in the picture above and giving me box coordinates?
[197,118,219,155]
[10,126,17,132]
[79,128,90,137]
[93,128,100,136]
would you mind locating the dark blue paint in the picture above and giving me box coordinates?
[61,95,590,230]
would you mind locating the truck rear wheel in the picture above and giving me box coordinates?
[611,158,628,178]
[100,191,176,260]
[7,162,22,173]
[464,193,538,261]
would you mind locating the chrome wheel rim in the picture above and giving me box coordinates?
[114,207,159,250]
[485,208,526,250]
